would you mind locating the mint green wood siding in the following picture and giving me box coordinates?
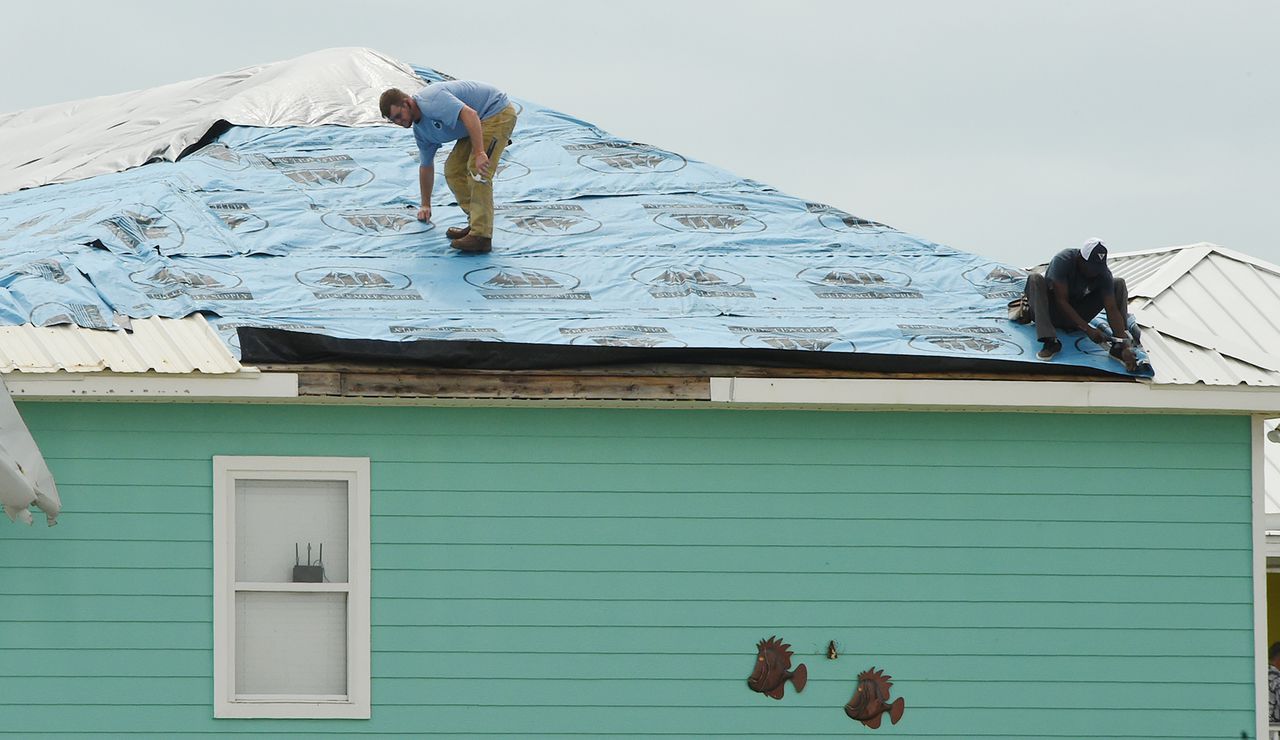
[0,403,1255,737]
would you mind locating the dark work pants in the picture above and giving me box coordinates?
[1023,273,1129,343]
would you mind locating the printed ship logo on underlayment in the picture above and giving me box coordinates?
[566,142,688,174]
[29,301,110,330]
[208,202,268,233]
[216,321,317,352]
[99,206,185,253]
[189,143,248,171]
[560,325,686,348]
[495,204,601,236]
[631,264,756,298]
[131,265,253,301]
[900,324,1024,356]
[643,203,767,234]
[798,266,922,299]
[11,258,70,284]
[27,202,118,239]
[464,265,590,300]
[320,208,433,237]
[264,155,375,189]
[730,325,855,353]
[295,267,422,300]
[805,203,894,233]
[5,208,59,235]
[389,326,507,342]
[0,202,107,241]
[961,263,1028,300]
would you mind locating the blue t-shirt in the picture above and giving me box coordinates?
[1044,247,1113,304]
[412,81,510,167]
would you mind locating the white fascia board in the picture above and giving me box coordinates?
[711,377,1280,414]
[3,370,298,399]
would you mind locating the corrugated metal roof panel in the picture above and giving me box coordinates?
[1107,244,1280,387]
[1109,248,1184,291]
[0,314,240,374]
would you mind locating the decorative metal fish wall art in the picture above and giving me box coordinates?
[843,666,905,729]
[746,635,808,700]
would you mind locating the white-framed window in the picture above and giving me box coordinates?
[212,456,371,719]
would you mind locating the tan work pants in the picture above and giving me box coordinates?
[443,104,517,238]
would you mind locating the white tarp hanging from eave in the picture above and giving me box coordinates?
[0,47,423,194]
[0,377,60,525]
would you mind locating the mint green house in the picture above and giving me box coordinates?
[2,46,1278,739]
[2,349,1277,738]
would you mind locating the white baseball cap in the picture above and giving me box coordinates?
[1080,238,1107,264]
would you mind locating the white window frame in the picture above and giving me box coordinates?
[213,456,371,719]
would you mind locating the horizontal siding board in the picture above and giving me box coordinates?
[361,570,1252,604]
[54,484,211,514]
[365,598,1250,630]
[0,649,208,677]
[0,622,209,650]
[370,543,1252,577]
[368,490,1253,523]
[32,430,1251,470]
[367,677,1254,710]
[0,705,1255,737]
[370,651,1253,684]
[0,541,1251,577]
[1,403,1255,737]
[6,509,1251,550]
[0,594,209,622]
[0,649,1252,685]
[0,675,1248,711]
[4,569,1249,608]
[21,403,1251,446]
[0,568,211,596]
[369,517,1248,551]
[41,456,1252,496]
[374,625,1253,657]
[0,541,209,568]
[0,512,210,541]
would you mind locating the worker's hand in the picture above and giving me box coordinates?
[1084,325,1105,344]
[473,150,491,178]
[416,205,432,223]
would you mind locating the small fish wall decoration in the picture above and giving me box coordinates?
[844,667,905,729]
[747,635,808,700]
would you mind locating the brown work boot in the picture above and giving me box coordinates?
[445,225,471,240]
[450,233,492,253]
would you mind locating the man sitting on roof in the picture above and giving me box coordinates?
[380,81,518,254]
[1021,239,1132,361]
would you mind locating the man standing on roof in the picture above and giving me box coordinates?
[1020,238,1133,361]
[380,81,517,254]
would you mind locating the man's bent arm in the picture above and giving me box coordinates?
[1102,294,1130,340]
[458,106,490,175]
[418,165,434,220]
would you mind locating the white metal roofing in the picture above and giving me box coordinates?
[1109,243,1280,387]
[0,314,240,374]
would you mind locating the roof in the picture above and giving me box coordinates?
[0,314,238,374]
[0,48,1165,381]
[1109,243,1280,386]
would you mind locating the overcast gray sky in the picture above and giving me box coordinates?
[2,0,1274,267]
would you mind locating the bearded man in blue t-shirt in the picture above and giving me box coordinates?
[380,81,517,254]
[1020,239,1133,361]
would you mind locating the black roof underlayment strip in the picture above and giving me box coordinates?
[238,326,1115,377]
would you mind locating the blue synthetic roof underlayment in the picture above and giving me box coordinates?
[0,64,1147,376]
